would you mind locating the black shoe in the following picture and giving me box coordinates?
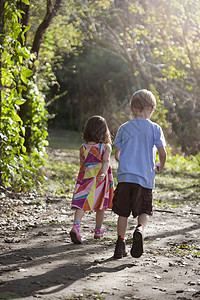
[114,236,127,259]
[130,225,143,258]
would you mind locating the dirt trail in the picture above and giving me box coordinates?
[0,195,200,300]
[0,148,200,299]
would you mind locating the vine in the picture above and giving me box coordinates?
[0,0,48,191]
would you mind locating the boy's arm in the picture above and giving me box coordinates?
[97,143,112,182]
[156,146,167,173]
[115,147,121,162]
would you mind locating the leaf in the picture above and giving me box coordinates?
[12,114,22,123]
[21,0,30,5]
[21,68,33,77]
[15,99,26,105]
[3,182,11,187]
[22,146,26,153]
[20,74,28,84]
[20,68,33,84]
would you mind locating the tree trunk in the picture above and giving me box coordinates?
[32,0,62,60]
[19,0,61,153]
[17,1,30,44]
[0,0,6,186]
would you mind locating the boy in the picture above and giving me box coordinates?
[112,89,166,259]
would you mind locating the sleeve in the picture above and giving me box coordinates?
[113,126,123,149]
[154,125,166,149]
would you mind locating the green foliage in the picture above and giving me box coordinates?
[24,81,49,150]
[149,84,168,129]
[44,153,79,196]
[67,0,200,154]
[168,242,200,257]
[0,1,48,191]
[34,0,113,95]
[49,49,131,131]
[48,129,82,150]
[155,148,200,206]
[165,148,200,174]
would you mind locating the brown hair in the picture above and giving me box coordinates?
[130,89,156,111]
[83,115,112,144]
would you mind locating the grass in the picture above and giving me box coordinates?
[168,242,200,257]
[154,154,200,206]
[46,130,200,207]
[154,172,200,205]
[48,128,82,150]
[43,158,79,197]
[44,130,81,196]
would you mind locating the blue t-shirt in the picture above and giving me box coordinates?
[114,119,166,189]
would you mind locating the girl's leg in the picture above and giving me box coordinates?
[117,216,128,239]
[95,209,104,227]
[70,209,84,244]
[94,210,105,239]
[74,208,84,222]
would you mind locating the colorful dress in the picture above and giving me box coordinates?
[72,143,114,211]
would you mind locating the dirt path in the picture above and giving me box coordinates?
[0,194,200,300]
[0,148,200,299]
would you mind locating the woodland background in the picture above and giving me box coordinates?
[0,0,200,191]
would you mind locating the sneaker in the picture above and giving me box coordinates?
[94,227,104,239]
[114,236,127,259]
[130,224,143,258]
[70,223,82,244]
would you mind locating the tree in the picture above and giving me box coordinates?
[0,0,62,189]
[49,48,131,131]
[64,0,200,153]
[0,0,36,189]
[0,0,115,189]
[17,0,61,153]
[0,0,6,185]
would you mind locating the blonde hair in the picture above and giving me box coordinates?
[83,115,112,144]
[130,89,156,111]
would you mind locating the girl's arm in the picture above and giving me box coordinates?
[97,143,112,182]
[155,146,167,173]
[115,147,121,162]
[80,147,84,166]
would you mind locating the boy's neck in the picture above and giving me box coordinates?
[134,111,150,119]
[132,106,154,119]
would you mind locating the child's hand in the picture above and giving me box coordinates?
[97,173,106,183]
[155,162,163,173]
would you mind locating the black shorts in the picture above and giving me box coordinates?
[112,182,153,218]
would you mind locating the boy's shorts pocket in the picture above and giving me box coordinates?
[142,191,153,215]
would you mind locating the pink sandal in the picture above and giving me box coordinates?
[70,223,82,244]
[94,227,104,239]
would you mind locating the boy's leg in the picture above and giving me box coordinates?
[112,183,131,259]
[131,213,148,258]
[138,213,148,227]
[114,216,128,259]
[117,216,128,238]
[70,209,84,244]
[94,210,105,239]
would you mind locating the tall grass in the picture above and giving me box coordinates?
[48,129,82,150]
[46,130,200,206]
[155,148,200,205]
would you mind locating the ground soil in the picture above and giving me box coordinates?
[0,150,200,300]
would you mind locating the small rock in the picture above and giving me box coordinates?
[188,281,196,286]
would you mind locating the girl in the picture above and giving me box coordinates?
[70,115,114,244]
